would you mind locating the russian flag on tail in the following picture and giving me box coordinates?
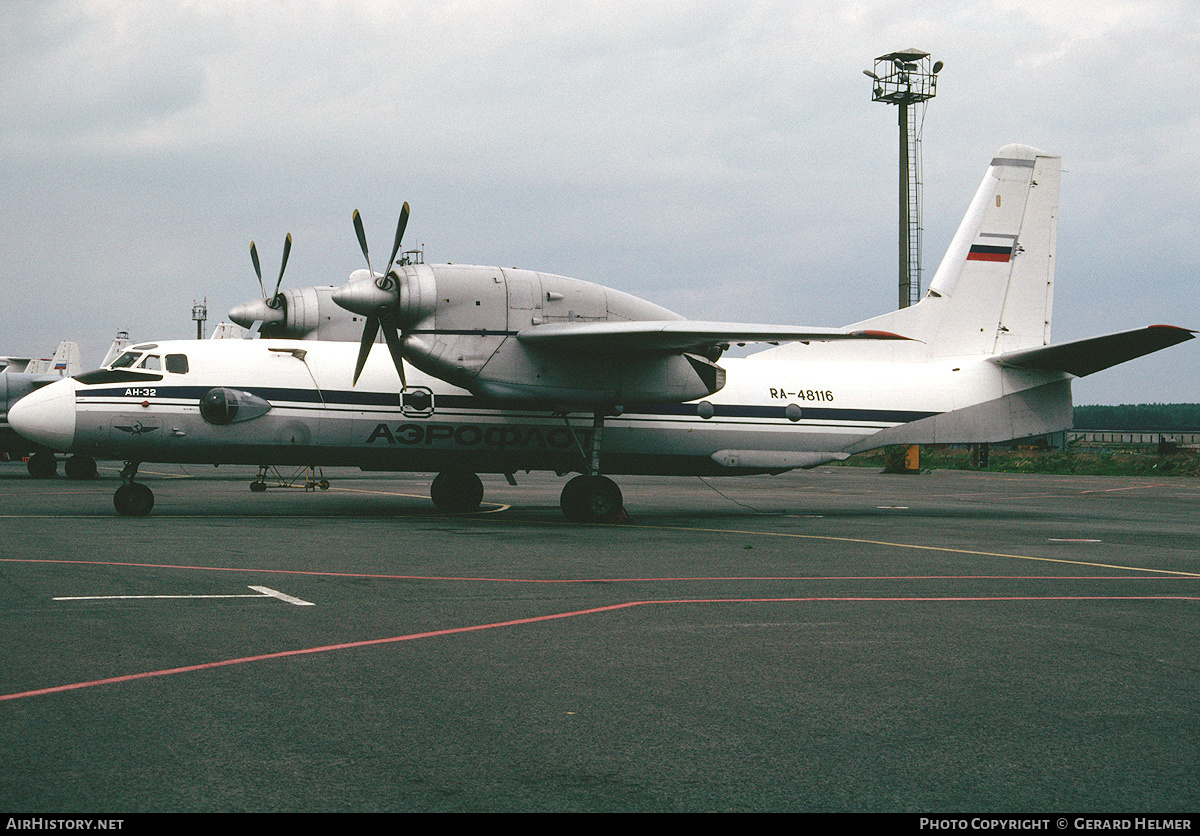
[967,244,1012,262]
[967,233,1019,263]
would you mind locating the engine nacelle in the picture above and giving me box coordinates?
[385,264,723,405]
[406,335,725,406]
[229,286,370,341]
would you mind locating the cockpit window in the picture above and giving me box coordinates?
[138,354,161,371]
[110,351,141,369]
[166,354,189,374]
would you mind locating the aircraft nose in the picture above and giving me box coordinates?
[8,377,78,452]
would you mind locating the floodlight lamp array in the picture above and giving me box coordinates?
[864,49,941,105]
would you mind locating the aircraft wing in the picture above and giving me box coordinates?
[991,325,1195,377]
[515,320,911,354]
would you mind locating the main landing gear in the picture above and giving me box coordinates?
[64,455,98,480]
[430,470,484,513]
[426,412,626,524]
[24,453,97,480]
[426,467,623,523]
[559,473,623,524]
[113,461,154,516]
[558,411,624,524]
[25,452,57,479]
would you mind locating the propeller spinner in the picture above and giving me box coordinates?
[335,204,412,387]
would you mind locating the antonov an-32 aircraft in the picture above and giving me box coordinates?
[9,145,1194,521]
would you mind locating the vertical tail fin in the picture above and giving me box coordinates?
[846,144,1061,357]
[48,341,81,376]
[22,341,82,375]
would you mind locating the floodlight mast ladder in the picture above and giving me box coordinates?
[865,49,942,309]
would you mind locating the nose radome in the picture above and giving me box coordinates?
[8,377,77,452]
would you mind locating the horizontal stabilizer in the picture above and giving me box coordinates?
[517,320,911,354]
[991,325,1194,377]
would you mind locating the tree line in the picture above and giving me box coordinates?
[1074,404,1200,431]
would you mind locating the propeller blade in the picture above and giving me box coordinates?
[250,242,265,299]
[348,204,412,389]
[352,316,380,386]
[381,321,408,389]
[273,233,292,298]
[352,209,372,275]
[386,202,410,273]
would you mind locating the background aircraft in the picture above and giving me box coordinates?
[9,145,1193,519]
[0,340,87,477]
[0,340,80,376]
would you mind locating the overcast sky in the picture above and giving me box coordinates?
[2,0,1197,404]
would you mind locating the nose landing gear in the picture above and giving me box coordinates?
[113,461,154,516]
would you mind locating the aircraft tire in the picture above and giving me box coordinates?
[560,475,623,524]
[113,483,154,517]
[26,452,57,479]
[430,470,484,513]
[64,456,98,480]
[249,481,267,492]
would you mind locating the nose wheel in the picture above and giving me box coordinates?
[113,462,154,516]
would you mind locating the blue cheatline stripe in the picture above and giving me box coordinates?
[75,385,939,425]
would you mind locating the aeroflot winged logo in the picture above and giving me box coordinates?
[114,421,159,436]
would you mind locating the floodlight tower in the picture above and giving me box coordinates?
[864,49,942,309]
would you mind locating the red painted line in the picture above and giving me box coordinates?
[651,596,1199,604]
[0,601,642,702]
[3,595,1195,702]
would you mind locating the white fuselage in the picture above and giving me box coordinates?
[12,338,1065,477]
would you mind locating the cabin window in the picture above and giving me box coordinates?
[138,354,161,371]
[166,354,189,374]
